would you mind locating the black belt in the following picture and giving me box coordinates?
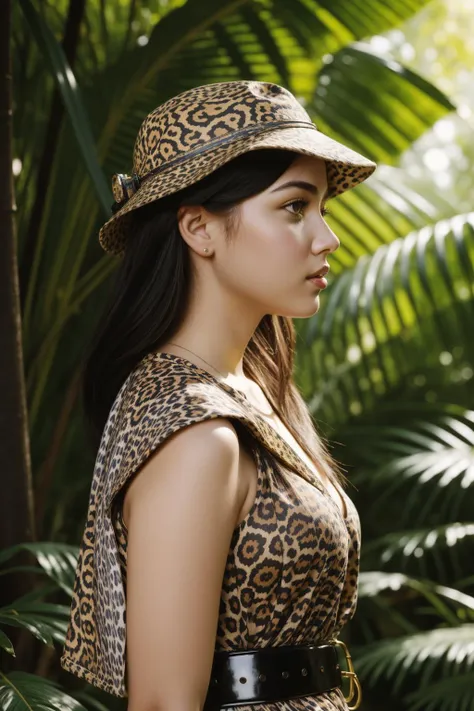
[203,641,362,709]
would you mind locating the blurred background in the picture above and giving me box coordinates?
[1,0,473,709]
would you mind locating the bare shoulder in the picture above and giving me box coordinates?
[122,416,242,529]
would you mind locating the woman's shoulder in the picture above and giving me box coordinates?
[98,350,257,509]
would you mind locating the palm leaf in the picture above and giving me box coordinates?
[340,409,474,524]
[312,43,454,163]
[0,628,15,656]
[354,625,474,695]
[405,672,474,711]
[0,600,70,647]
[299,213,474,426]
[358,571,474,623]
[363,523,474,581]
[18,0,111,216]
[363,522,474,555]
[313,168,450,274]
[0,542,78,597]
[0,671,88,711]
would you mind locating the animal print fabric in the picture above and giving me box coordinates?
[61,352,361,711]
[99,80,376,255]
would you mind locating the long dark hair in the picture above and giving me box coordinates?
[82,148,346,487]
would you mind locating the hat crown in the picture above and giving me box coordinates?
[133,81,312,176]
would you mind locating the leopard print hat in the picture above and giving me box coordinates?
[100,80,377,256]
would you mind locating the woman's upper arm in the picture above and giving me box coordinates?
[123,417,243,711]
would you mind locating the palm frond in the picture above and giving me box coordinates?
[359,571,474,621]
[0,629,15,656]
[312,42,454,164]
[339,408,474,524]
[363,523,474,578]
[18,0,111,216]
[0,600,70,647]
[354,625,474,695]
[300,213,474,427]
[0,542,78,597]
[0,671,88,711]
[405,672,474,711]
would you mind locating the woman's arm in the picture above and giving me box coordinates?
[123,417,244,711]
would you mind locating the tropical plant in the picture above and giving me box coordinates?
[6,0,473,709]
[294,211,474,708]
[14,0,454,543]
[0,543,97,710]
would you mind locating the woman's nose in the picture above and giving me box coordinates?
[311,221,340,254]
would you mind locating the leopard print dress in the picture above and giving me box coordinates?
[61,351,361,710]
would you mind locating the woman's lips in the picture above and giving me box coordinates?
[307,276,328,289]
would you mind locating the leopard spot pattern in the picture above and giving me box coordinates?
[99,81,376,256]
[61,351,361,711]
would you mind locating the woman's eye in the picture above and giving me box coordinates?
[284,200,330,219]
[284,199,308,218]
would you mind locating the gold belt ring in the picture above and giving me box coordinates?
[333,639,362,710]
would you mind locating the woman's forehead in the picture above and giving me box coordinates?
[269,155,328,193]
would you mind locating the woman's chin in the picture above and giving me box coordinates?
[277,294,321,319]
[300,300,321,318]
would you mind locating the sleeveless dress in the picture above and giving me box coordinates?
[61,351,361,710]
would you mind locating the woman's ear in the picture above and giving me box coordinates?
[177,205,215,256]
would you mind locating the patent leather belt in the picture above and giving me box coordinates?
[203,641,362,710]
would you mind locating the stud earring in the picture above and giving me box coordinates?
[203,248,209,253]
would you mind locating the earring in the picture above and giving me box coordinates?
[203,248,209,253]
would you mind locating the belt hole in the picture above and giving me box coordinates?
[320,665,325,673]
[258,673,266,682]
[301,667,308,676]
[282,671,289,679]
[239,677,247,684]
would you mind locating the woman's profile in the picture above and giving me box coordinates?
[61,80,376,711]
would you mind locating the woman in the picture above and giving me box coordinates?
[61,80,376,711]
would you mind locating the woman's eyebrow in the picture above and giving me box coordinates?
[271,180,328,200]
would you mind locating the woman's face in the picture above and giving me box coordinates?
[216,154,340,318]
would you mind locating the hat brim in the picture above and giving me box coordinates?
[99,125,376,255]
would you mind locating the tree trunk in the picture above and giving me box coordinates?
[0,0,36,588]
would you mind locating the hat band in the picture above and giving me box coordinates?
[139,118,318,184]
[111,119,318,212]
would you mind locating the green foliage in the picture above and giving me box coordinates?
[363,523,474,579]
[11,0,474,709]
[0,672,88,711]
[294,209,474,706]
[0,542,79,597]
[19,0,111,215]
[0,629,15,657]
[405,673,474,711]
[14,0,451,545]
[0,544,88,711]
[298,213,474,423]
[354,626,474,696]
[312,43,455,163]
[0,600,70,648]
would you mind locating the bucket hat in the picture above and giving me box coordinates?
[100,80,376,255]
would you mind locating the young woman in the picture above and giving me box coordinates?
[61,80,376,711]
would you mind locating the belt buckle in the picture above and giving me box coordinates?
[334,639,362,710]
